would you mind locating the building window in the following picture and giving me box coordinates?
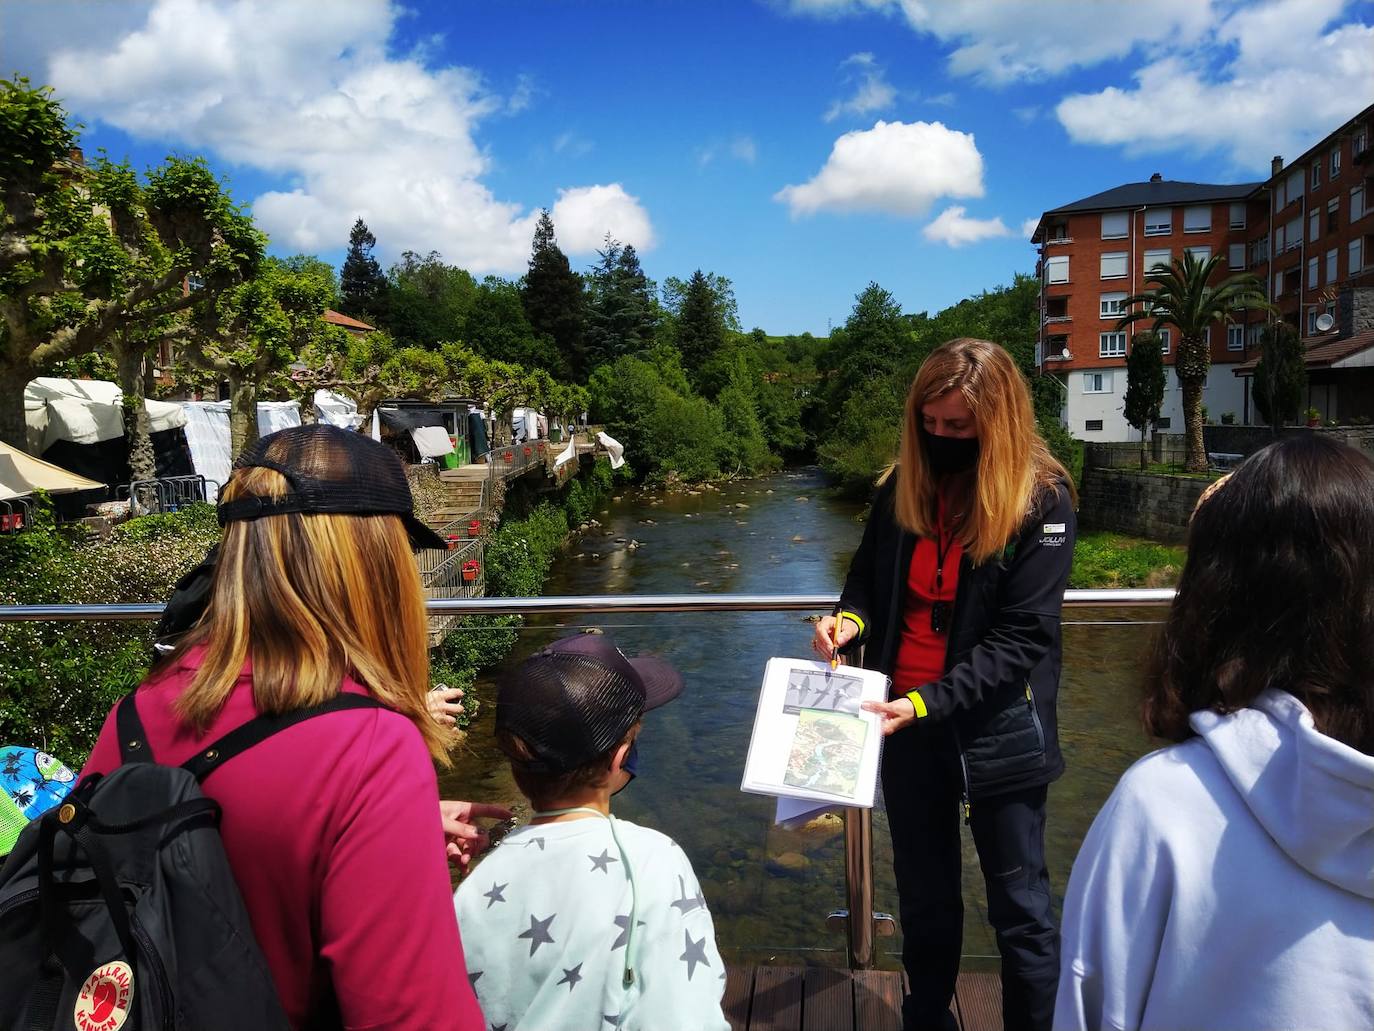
[1048,334,1069,359]
[1353,185,1366,221]
[1101,211,1129,239]
[1157,328,1171,354]
[1083,371,1112,393]
[1331,147,1342,178]
[1328,197,1339,233]
[1274,178,1287,211]
[1356,127,1369,157]
[1047,223,1068,241]
[1250,235,1269,265]
[1307,309,1320,335]
[1246,324,1263,349]
[1229,203,1246,230]
[1144,208,1172,236]
[1099,292,1127,318]
[1099,332,1127,358]
[1284,216,1302,250]
[1185,245,1211,264]
[1351,237,1364,273]
[1311,162,1322,189]
[186,274,205,292]
[1309,209,1321,243]
[1227,324,1244,351]
[1308,255,1320,290]
[1327,247,1338,283]
[1045,255,1069,283]
[1274,270,1284,296]
[1228,243,1245,270]
[1144,248,1171,275]
[1155,416,1171,429]
[1183,205,1212,233]
[1085,419,1104,432]
[1100,252,1128,279]
[1286,170,1304,205]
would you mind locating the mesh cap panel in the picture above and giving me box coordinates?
[496,651,646,773]
[217,425,445,550]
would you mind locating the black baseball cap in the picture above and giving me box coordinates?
[217,424,447,550]
[495,635,684,773]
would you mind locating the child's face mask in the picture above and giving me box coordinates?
[613,740,639,795]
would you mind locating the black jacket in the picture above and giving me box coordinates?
[837,475,1076,800]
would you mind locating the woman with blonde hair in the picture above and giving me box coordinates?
[76,425,490,1029]
[814,338,1076,1031]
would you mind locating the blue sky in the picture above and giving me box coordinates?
[3,0,1372,335]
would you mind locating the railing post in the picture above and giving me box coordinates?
[842,805,875,969]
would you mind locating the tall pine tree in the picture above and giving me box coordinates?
[674,269,729,377]
[584,235,659,370]
[521,210,587,379]
[339,218,388,322]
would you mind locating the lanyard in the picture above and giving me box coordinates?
[530,806,638,988]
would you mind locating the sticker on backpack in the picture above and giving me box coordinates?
[73,961,134,1031]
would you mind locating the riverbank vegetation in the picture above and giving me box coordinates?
[1068,532,1186,589]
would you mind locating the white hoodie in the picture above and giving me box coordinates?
[1055,689,1374,1030]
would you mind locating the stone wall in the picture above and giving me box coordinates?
[1078,468,1210,543]
[1202,424,1374,457]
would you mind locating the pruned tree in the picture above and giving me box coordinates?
[1123,331,1167,470]
[0,79,261,459]
[1252,321,1306,433]
[1117,251,1273,472]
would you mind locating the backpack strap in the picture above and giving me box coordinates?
[181,694,388,782]
[116,691,154,764]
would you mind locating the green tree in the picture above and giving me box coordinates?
[0,79,261,454]
[339,217,388,322]
[584,236,659,368]
[1252,321,1307,432]
[1117,251,1273,471]
[1123,332,1167,470]
[521,210,587,379]
[822,283,908,415]
[383,250,477,348]
[465,275,563,375]
[180,256,337,458]
[670,269,731,387]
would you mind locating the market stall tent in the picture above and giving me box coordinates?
[0,441,104,502]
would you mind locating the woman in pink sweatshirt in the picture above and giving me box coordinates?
[81,425,488,1030]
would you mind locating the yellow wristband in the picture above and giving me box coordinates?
[905,689,929,719]
[835,610,866,636]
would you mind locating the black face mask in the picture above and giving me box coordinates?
[922,429,980,475]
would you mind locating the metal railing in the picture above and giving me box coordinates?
[1,589,1175,968]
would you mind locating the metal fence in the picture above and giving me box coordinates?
[1085,445,1240,475]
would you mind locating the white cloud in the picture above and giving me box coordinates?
[553,132,594,158]
[775,119,984,217]
[922,206,1011,247]
[549,185,655,255]
[1020,216,1040,240]
[698,135,759,166]
[824,52,897,122]
[1055,0,1374,170]
[784,0,1216,84]
[29,0,654,273]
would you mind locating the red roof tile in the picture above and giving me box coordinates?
[1233,328,1374,374]
[323,309,376,331]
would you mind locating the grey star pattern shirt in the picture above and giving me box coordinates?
[455,818,728,1031]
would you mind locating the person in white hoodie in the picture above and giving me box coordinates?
[1055,435,1374,1031]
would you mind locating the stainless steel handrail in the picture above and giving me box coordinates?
[2,588,1175,968]
[0,588,1176,622]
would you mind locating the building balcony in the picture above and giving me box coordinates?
[1043,314,1072,326]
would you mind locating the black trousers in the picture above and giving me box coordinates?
[880,725,1059,1031]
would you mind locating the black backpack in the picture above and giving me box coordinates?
[0,691,384,1031]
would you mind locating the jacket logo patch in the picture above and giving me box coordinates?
[1042,522,1066,534]
[74,961,134,1031]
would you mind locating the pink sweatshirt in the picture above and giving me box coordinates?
[80,651,485,1031]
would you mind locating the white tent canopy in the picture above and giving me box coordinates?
[180,400,301,500]
[314,389,364,430]
[24,378,185,452]
[0,441,104,502]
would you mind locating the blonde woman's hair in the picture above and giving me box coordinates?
[171,465,453,763]
[892,337,1074,564]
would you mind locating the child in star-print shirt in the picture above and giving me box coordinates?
[453,636,729,1031]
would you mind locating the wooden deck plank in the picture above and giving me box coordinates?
[749,965,805,1031]
[850,969,904,1031]
[953,971,1002,1031]
[800,966,853,1031]
[722,964,754,1031]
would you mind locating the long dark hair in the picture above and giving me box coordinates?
[1144,435,1374,755]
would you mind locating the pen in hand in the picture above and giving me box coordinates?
[830,615,839,670]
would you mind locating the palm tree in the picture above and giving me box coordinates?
[1117,251,1274,472]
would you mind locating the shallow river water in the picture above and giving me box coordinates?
[439,468,1159,968]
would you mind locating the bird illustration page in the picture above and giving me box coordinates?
[740,658,888,808]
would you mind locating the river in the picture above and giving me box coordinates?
[439,467,1157,968]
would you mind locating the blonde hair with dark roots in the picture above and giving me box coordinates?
[171,466,454,764]
[893,338,1075,564]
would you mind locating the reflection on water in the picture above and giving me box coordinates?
[439,469,1160,968]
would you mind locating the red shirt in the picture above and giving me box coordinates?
[80,651,485,1031]
[891,514,963,695]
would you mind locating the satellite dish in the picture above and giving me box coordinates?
[1060,348,1072,359]
[1315,312,1335,333]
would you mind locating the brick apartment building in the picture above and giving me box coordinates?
[1031,102,1374,440]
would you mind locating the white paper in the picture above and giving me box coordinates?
[741,658,889,809]
[774,797,836,828]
